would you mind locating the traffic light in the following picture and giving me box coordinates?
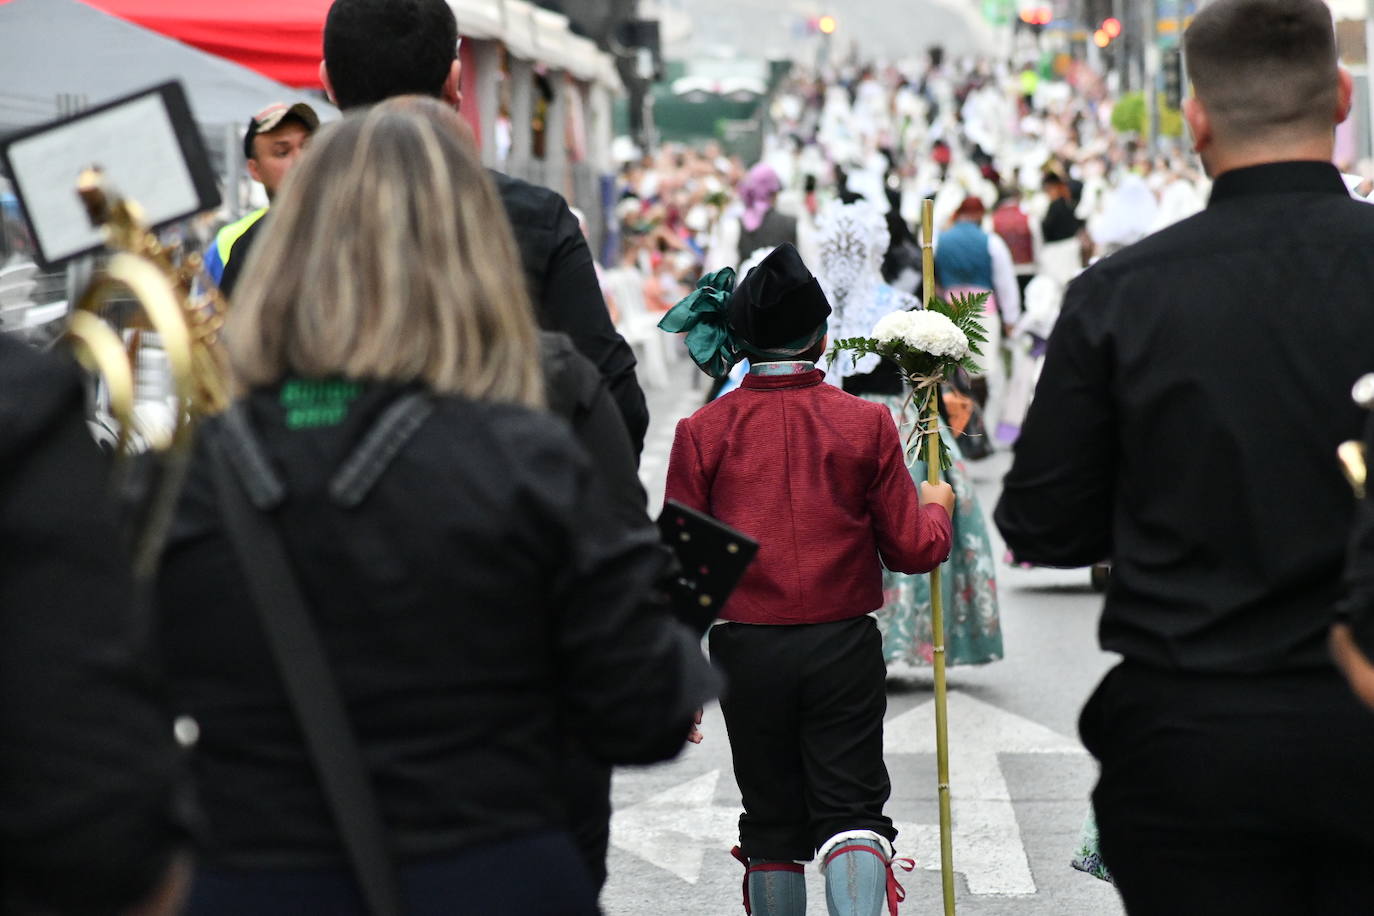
[818,14,838,34]
[1093,17,1121,48]
[1163,48,1184,110]
[1018,6,1053,32]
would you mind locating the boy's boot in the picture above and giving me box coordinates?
[731,847,806,916]
[819,832,909,916]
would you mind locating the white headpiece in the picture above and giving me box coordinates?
[814,200,894,384]
[815,199,889,310]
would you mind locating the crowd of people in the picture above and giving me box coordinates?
[5,0,1374,914]
[608,42,1220,430]
[598,38,1226,680]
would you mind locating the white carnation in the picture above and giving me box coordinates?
[871,310,917,342]
[871,309,969,360]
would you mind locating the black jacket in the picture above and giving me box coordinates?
[156,383,714,868]
[539,329,645,527]
[491,172,649,457]
[737,209,798,260]
[220,172,650,457]
[997,162,1374,674]
[0,338,180,912]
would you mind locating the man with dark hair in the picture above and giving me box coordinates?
[320,0,456,109]
[996,0,1374,911]
[319,0,649,458]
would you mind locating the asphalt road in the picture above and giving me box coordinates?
[608,367,1125,915]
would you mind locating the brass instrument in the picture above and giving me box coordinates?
[1340,440,1367,501]
[64,167,229,578]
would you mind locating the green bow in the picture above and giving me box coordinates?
[658,267,740,379]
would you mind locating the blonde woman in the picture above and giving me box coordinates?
[156,102,715,915]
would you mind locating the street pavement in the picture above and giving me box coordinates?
[608,363,1125,915]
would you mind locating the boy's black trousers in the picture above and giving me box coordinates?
[710,616,897,861]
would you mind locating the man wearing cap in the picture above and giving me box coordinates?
[662,244,955,916]
[205,102,318,291]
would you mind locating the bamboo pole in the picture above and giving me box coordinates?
[921,198,957,916]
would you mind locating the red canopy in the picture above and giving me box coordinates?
[81,0,484,144]
[81,0,331,88]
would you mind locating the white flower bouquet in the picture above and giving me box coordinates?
[830,291,989,469]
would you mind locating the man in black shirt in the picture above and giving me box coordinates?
[996,1,1374,911]
[314,0,648,459]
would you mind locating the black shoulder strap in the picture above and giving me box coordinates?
[207,434,404,916]
[329,392,434,508]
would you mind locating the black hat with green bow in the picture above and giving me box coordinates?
[658,243,831,379]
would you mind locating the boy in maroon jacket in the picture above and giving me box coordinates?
[662,244,955,915]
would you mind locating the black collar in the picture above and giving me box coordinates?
[1208,161,1348,206]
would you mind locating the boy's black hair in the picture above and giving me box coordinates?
[324,0,458,110]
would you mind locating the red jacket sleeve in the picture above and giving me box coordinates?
[867,407,953,573]
[663,418,709,513]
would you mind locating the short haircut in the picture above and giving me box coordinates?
[228,99,543,408]
[323,0,458,110]
[1184,0,1337,141]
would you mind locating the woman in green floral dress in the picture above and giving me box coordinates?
[1071,808,1113,883]
[816,200,1003,670]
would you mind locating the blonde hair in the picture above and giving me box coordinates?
[227,98,543,408]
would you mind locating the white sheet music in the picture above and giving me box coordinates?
[7,92,199,263]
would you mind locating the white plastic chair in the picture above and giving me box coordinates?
[0,261,38,308]
[0,261,38,283]
[604,266,671,389]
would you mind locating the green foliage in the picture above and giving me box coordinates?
[1160,105,1183,139]
[931,290,990,372]
[1110,92,1145,134]
[1110,91,1183,139]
